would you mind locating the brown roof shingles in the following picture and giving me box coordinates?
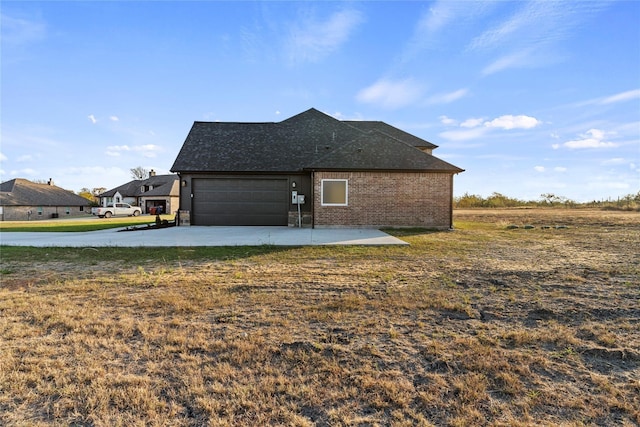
[0,179,90,207]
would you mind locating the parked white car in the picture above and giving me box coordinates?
[91,203,142,218]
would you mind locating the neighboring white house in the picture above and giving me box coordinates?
[98,171,179,215]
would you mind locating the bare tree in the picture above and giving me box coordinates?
[130,166,149,180]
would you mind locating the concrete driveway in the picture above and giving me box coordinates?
[0,226,408,247]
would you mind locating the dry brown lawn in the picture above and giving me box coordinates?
[1,208,638,426]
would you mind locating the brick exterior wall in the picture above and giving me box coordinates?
[313,171,453,229]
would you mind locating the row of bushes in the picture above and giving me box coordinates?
[454,191,640,211]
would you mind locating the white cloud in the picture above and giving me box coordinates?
[107,145,131,152]
[439,113,542,141]
[534,166,545,172]
[110,116,119,122]
[356,78,425,109]
[403,1,493,57]
[1,13,46,47]
[562,128,617,149]
[482,49,535,75]
[419,2,458,34]
[106,145,131,157]
[137,144,160,158]
[471,2,607,74]
[88,114,97,124]
[9,168,37,177]
[602,158,626,165]
[586,129,606,140]
[426,88,468,105]
[460,118,485,128]
[105,144,161,158]
[439,126,489,142]
[329,111,365,121]
[0,152,7,162]
[287,8,363,64]
[439,115,457,126]
[564,139,616,149]
[568,89,640,109]
[484,115,541,130]
[554,167,567,172]
[601,89,640,105]
[470,1,605,51]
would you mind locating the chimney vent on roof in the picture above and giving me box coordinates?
[149,169,156,177]
[48,178,54,186]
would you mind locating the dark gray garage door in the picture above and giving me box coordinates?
[192,178,289,226]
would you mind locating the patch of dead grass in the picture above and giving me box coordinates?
[0,208,638,425]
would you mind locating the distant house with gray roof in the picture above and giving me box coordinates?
[171,108,464,228]
[0,178,91,221]
[97,170,179,215]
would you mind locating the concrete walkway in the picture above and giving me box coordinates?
[0,226,408,247]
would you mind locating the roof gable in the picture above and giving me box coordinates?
[0,178,91,206]
[142,179,179,197]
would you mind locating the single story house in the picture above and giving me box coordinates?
[0,178,91,221]
[98,170,179,215]
[170,108,464,228]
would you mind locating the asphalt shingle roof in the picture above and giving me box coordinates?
[170,108,463,174]
[344,120,438,150]
[306,130,460,171]
[100,174,179,197]
[0,179,91,207]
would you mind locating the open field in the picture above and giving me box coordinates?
[1,209,638,426]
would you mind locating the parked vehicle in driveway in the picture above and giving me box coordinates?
[91,203,142,218]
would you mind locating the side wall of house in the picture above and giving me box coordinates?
[0,205,88,221]
[312,171,453,229]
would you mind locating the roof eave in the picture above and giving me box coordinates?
[303,167,464,173]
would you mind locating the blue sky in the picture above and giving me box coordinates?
[2,0,639,202]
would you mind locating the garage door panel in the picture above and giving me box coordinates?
[199,201,286,214]
[204,191,282,203]
[192,178,288,226]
